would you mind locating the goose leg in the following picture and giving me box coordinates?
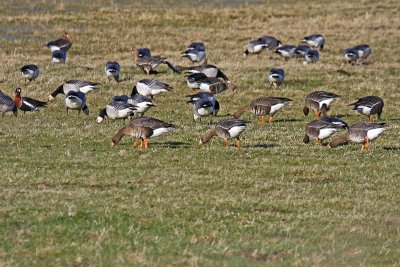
[365,137,369,150]
[236,138,241,149]
[315,111,319,120]
[144,138,149,149]
[257,115,265,125]
[133,138,139,148]
[225,140,229,148]
[368,115,373,122]
[139,139,143,149]
[268,115,274,123]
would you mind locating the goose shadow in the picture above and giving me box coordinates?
[150,141,192,148]
[273,118,302,123]
[383,147,400,151]
[245,143,280,149]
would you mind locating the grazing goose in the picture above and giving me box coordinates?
[343,48,359,65]
[233,96,292,124]
[112,95,155,116]
[275,45,296,60]
[294,45,310,58]
[186,92,220,121]
[353,44,372,61]
[49,80,99,101]
[199,118,247,149]
[303,117,348,145]
[96,101,137,123]
[44,32,72,52]
[301,34,325,50]
[348,96,384,121]
[64,91,89,115]
[136,48,152,58]
[51,50,66,63]
[186,72,208,90]
[105,61,120,82]
[260,35,282,50]
[329,122,385,150]
[20,64,40,82]
[0,90,18,116]
[303,91,340,120]
[244,37,268,56]
[268,68,285,88]
[111,116,174,149]
[14,88,47,113]
[178,64,230,82]
[182,42,207,64]
[132,79,172,99]
[196,77,236,94]
[304,49,319,64]
[135,55,167,75]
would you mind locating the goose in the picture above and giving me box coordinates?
[303,117,348,145]
[20,64,40,82]
[353,44,372,61]
[178,64,230,82]
[348,96,384,121]
[186,72,208,90]
[96,101,137,123]
[244,37,268,56]
[294,45,310,57]
[182,42,207,64]
[196,77,236,94]
[111,116,174,149]
[44,32,72,52]
[199,118,247,149]
[112,95,155,116]
[301,34,325,50]
[14,88,47,113]
[136,48,152,58]
[304,49,319,64]
[260,35,282,50]
[105,61,120,82]
[135,55,166,75]
[187,42,206,51]
[131,79,172,99]
[275,45,296,60]
[64,91,89,115]
[268,68,285,88]
[52,50,66,63]
[233,96,292,124]
[303,91,340,120]
[329,122,385,150]
[49,80,99,101]
[0,90,18,116]
[186,91,220,121]
[343,48,359,65]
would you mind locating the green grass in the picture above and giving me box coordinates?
[1,0,400,266]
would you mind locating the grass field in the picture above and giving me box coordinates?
[1,0,400,266]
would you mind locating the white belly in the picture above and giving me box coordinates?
[318,128,338,140]
[151,127,173,138]
[319,98,336,108]
[367,128,385,140]
[228,126,246,138]
[65,98,83,109]
[357,106,372,115]
[197,106,213,116]
[270,103,287,114]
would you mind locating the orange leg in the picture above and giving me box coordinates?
[225,140,229,148]
[361,144,365,151]
[236,138,241,149]
[365,137,369,149]
[257,115,265,125]
[133,138,139,148]
[139,139,143,148]
[144,138,149,149]
[368,115,374,122]
[315,111,319,120]
[268,116,274,123]
[315,139,322,145]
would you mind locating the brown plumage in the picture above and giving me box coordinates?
[348,96,384,122]
[233,96,292,124]
[303,91,340,120]
[199,118,246,149]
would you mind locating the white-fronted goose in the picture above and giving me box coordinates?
[268,68,285,88]
[49,80,99,101]
[186,91,219,121]
[52,50,66,63]
[329,122,385,150]
[304,49,319,64]
[105,61,120,82]
[234,96,292,124]
[20,64,39,82]
[111,116,174,149]
[14,88,47,113]
[275,45,296,60]
[301,34,325,50]
[343,48,359,65]
[348,96,384,121]
[44,32,72,52]
[0,90,17,116]
[304,91,340,120]
[199,118,247,149]
[132,79,172,99]
[96,101,137,123]
[303,117,347,145]
[64,91,89,115]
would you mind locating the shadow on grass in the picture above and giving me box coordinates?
[245,143,279,149]
[273,118,302,123]
[150,141,192,148]
[383,146,400,151]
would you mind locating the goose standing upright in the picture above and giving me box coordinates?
[105,61,120,82]
[14,88,47,113]
[64,91,89,115]
[20,64,40,82]
[0,90,18,116]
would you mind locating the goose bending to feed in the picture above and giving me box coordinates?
[20,64,39,82]
[112,95,155,116]
[303,117,348,145]
[52,50,66,63]
[303,91,340,120]
[199,118,247,149]
[260,35,282,50]
[234,96,292,124]
[182,42,206,64]
[268,68,285,88]
[96,101,137,123]
[348,96,384,121]
[111,116,174,149]
[44,32,72,52]
[178,64,230,82]
[186,72,208,90]
[197,77,236,94]
[244,37,268,56]
[105,61,120,82]
[301,34,325,50]
[64,91,89,115]
[14,88,47,113]
[0,90,17,116]
[294,45,310,58]
[135,48,152,58]
[304,49,319,64]
[329,122,385,150]
[187,42,206,51]
[131,79,172,99]
[186,92,220,121]
[353,44,371,62]
[343,48,359,65]
[275,45,296,60]
[49,80,99,101]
